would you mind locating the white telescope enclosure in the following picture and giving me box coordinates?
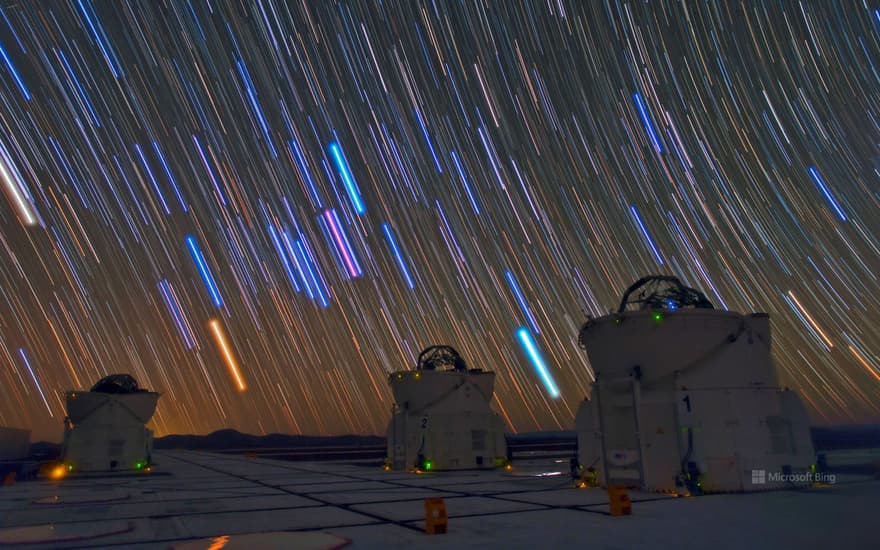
[62,374,159,472]
[576,276,815,493]
[386,346,507,471]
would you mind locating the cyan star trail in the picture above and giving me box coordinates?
[0,1,879,441]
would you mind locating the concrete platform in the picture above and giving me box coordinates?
[0,450,874,549]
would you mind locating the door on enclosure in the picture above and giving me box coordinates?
[596,376,644,488]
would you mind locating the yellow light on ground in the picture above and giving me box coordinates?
[207,535,230,550]
[209,319,247,392]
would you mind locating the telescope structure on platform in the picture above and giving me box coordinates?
[61,374,159,472]
[386,346,507,471]
[575,276,815,493]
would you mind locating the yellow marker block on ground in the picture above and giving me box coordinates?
[424,497,448,534]
[608,485,632,516]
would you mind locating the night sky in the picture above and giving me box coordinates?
[1,1,878,441]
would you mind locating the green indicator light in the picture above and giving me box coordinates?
[424,461,433,470]
[652,312,664,322]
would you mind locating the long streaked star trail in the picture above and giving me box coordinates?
[0,1,878,441]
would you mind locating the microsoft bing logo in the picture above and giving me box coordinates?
[751,469,766,484]
[749,469,835,485]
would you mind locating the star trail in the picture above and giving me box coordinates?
[0,1,879,441]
